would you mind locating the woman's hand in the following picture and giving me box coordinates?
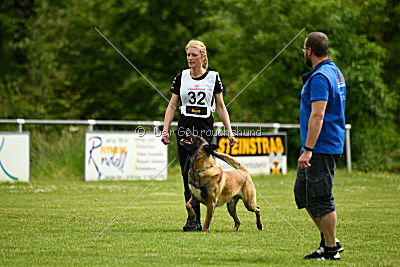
[161,94,179,145]
[228,131,236,147]
[161,130,170,145]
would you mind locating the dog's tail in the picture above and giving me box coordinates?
[213,152,247,171]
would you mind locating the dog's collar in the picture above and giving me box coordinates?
[191,165,213,174]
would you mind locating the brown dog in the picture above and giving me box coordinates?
[180,134,263,233]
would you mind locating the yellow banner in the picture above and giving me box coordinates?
[217,135,286,156]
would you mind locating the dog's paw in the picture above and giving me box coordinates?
[202,229,209,233]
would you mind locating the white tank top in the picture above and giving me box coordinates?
[180,69,217,118]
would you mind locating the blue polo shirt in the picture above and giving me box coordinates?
[300,58,346,154]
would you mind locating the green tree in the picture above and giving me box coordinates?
[0,0,398,171]
[198,0,400,170]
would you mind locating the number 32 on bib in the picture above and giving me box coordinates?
[180,69,218,118]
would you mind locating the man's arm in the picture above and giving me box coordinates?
[298,100,327,169]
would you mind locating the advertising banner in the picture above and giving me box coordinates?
[0,132,30,182]
[85,132,168,181]
[215,133,287,175]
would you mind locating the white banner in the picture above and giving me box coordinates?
[84,132,168,181]
[0,133,30,182]
[215,154,287,175]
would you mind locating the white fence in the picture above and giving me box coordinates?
[0,119,352,172]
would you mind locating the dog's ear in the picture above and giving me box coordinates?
[203,144,220,155]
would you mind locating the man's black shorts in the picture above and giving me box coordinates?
[294,153,340,218]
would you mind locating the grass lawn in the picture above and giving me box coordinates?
[1,169,399,266]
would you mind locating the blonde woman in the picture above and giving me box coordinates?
[161,40,236,231]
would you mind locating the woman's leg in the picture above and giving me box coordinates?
[177,141,201,227]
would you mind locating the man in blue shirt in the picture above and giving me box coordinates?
[294,32,346,260]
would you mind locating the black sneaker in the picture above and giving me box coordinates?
[182,218,202,232]
[336,238,344,253]
[320,238,344,253]
[324,246,341,260]
[304,246,341,260]
[303,246,325,260]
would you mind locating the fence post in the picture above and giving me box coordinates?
[345,124,352,173]
[273,123,280,133]
[17,119,25,132]
[153,121,162,136]
[88,119,96,132]
[214,122,223,144]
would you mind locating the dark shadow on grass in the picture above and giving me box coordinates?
[90,228,184,235]
[92,227,247,235]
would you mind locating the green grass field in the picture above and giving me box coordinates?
[1,168,399,266]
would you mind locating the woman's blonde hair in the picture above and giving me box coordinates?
[185,40,208,69]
